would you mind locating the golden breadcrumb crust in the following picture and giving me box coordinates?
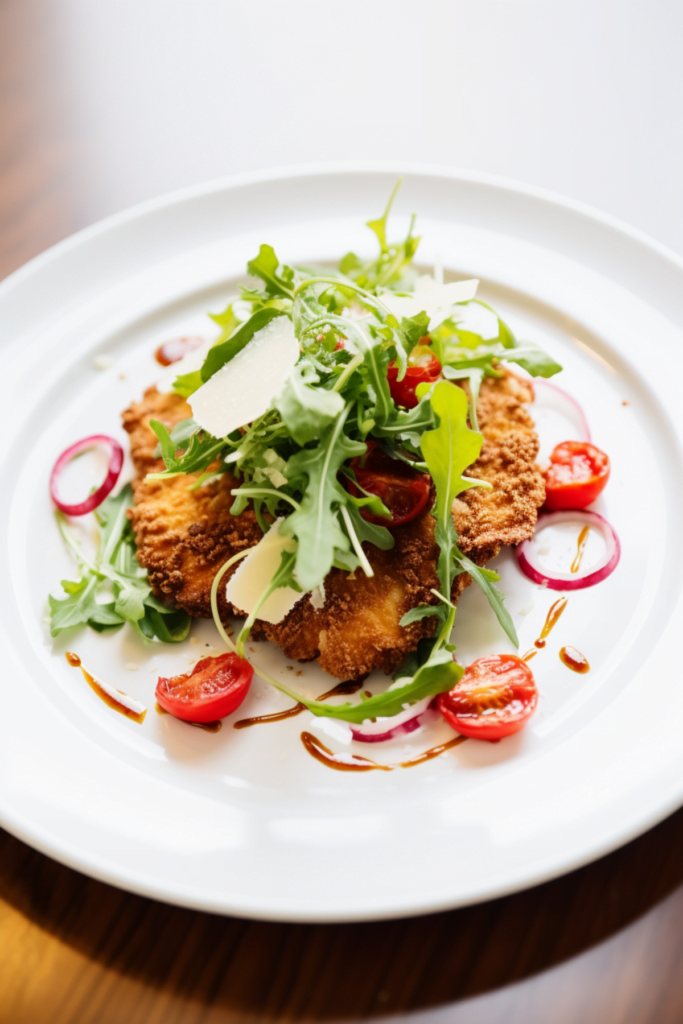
[122,369,545,679]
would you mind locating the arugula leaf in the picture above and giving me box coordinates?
[208,301,240,344]
[247,244,294,298]
[172,370,204,399]
[49,487,191,643]
[136,606,192,643]
[506,343,562,378]
[372,393,434,447]
[301,647,463,722]
[49,576,122,636]
[280,404,365,591]
[441,367,485,430]
[200,307,287,383]
[420,382,486,604]
[399,311,431,351]
[342,500,394,552]
[304,311,396,426]
[148,420,227,478]
[338,180,421,291]
[274,360,345,446]
[399,603,441,627]
[453,548,518,647]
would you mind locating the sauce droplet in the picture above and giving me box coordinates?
[534,596,568,649]
[233,680,363,729]
[300,731,466,771]
[522,649,537,662]
[234,703,305,729]
[66,652,145,723]
[317,680,364,701]
[190,720,222,733]
[571,525,590,574]
[559,646,590,673]
[154,336,204,366]
[81,666,146,723]
[301,731,390,771]
[156,701,222,731]
[398,736,467,768]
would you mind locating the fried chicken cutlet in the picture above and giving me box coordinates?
[122,388,262,621]
[122,370,545,679]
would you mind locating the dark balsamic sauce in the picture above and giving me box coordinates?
[559,646,590,673]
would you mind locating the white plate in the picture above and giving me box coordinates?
[2,164,683,923]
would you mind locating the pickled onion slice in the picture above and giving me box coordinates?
[533,380,591,443]
[350,695,435,743]
[516,510,620,591]
[50,435,124,516]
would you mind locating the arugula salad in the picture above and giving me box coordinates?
[50,184,591,748]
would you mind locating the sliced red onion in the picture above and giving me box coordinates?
[350,695,434,743]
[516,510,620,591]
[50,435,124,516]
[533,380,591,443]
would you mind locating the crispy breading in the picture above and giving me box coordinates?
[122,388,262,620]
[453,372,546,563]
[261,510,442,679]
[121,370,545,679]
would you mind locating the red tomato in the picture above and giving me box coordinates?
[544,441,610,510]
[154,336,204,366]
[387,346,441,409]
[346,440,432,527]
[156,653,253,723]
[437,654,538,742]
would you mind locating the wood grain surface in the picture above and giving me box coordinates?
[3,2,683,1021]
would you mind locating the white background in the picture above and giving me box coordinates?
[55,0,683,254]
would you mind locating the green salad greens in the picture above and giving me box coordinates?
[143,184,561,719]
[49,486,191,643]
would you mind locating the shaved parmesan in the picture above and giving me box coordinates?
[156,337,214,393]
[379,275,479,331]
[190,317,298,438]
[225,518,305,624]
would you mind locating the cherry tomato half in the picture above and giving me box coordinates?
[387,346,441,409]
[544,440,610,511]
[437,654,538,742]
[156,653,253,723]
[346,440,432,527]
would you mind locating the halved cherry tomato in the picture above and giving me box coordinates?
[346,440,432,527]
[437,654,538,742]
[387,345,441,409]
[544,441,610,510]
[156,653,253,723]
[154,335,204,366]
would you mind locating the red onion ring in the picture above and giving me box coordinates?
[50,435,124,516]
[533,380,591,443]
[516,510,620,591]
[350,695,435,743]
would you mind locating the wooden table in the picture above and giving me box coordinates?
[3,3,683,1020]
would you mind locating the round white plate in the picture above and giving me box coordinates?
[2,164,683,922]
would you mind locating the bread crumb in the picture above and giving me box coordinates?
[93,354,113,370]
[295,670,303,677]
[125,663,138,671]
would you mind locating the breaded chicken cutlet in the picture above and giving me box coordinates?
[123,370,545,679]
